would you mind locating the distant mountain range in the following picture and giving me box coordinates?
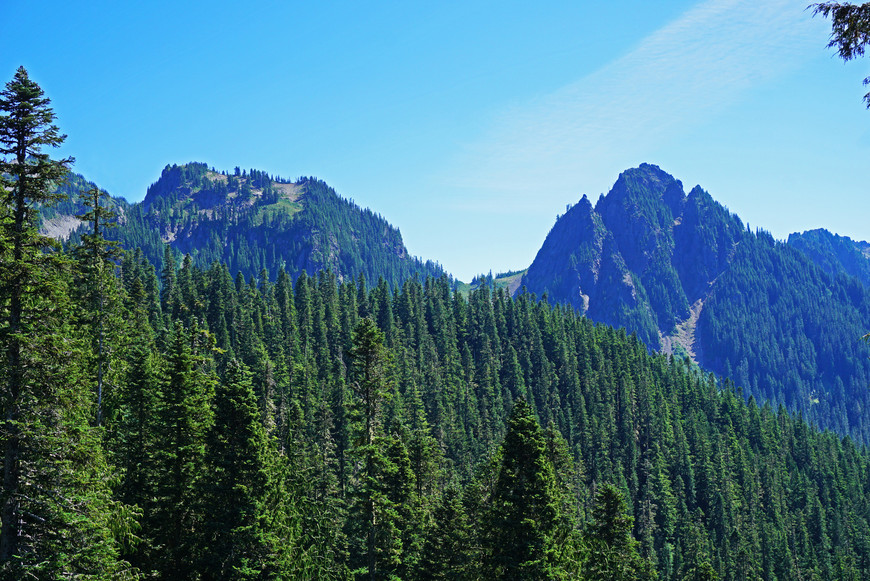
[47,161,870,443]
[522,163,870,442]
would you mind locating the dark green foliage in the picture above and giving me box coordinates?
[198,359,281,579]
[0,67,133,578]
[586,483,655,580]
[812,2,870,107]
[111,330,160,510]
[349,318,392,450]
[148,322,214,578]
[344,317,419,580]
[72,186,124,426]
[10,236,870,579]
[697,236,870,442]
[12,72,870,578]
[418,487,472,579]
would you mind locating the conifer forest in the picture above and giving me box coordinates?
[4,35,870,581]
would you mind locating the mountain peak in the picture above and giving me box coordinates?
[142,162,297,214]
[595,163,683,222]
[523,164,746,349]
[611,163,680,195]
[523,164,870,444]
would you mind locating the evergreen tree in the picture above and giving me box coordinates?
[483,398,570,579]
[0,66,133,578]
[0,64,71,567]
[198,359,284,578]
[417,487,473,580]
[17,165,870,579]
[149,322,214,578]
[73,186,123,426]
[112,324,160,517]
[346,317,395,580]
[812,2,870,107]
[585,483,656,580]
[348,318,392,455]
[161,244,178,322]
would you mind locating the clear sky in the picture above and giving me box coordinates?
[3,0,868,281]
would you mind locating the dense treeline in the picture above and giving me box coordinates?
[113,256,870,579]
[6,67,870,580]
[699,231,870,443]
[15,243,870,579]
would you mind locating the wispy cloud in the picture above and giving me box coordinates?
[442,0,824,209]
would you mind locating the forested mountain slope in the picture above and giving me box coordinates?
[15,164,870,579]
[523,164,870,444]
[60,162,447,286]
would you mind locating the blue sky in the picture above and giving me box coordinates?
[3,0,868,281]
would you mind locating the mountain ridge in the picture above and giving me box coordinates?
[56,162,448,287]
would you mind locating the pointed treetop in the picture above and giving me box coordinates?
[0,67,68,161]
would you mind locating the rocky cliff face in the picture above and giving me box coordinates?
[672,186,744,303]
[524,195,607,313]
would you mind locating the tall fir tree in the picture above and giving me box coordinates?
[346,317,396,580]
[585,483,656,580]
[73,186,123,426]
[417,486,473,580]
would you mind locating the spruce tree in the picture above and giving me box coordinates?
[74,186,123,426]
[585,483,655,580]
[0,65,72,566]
[346,317,395,579]
[417,487,473,580]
